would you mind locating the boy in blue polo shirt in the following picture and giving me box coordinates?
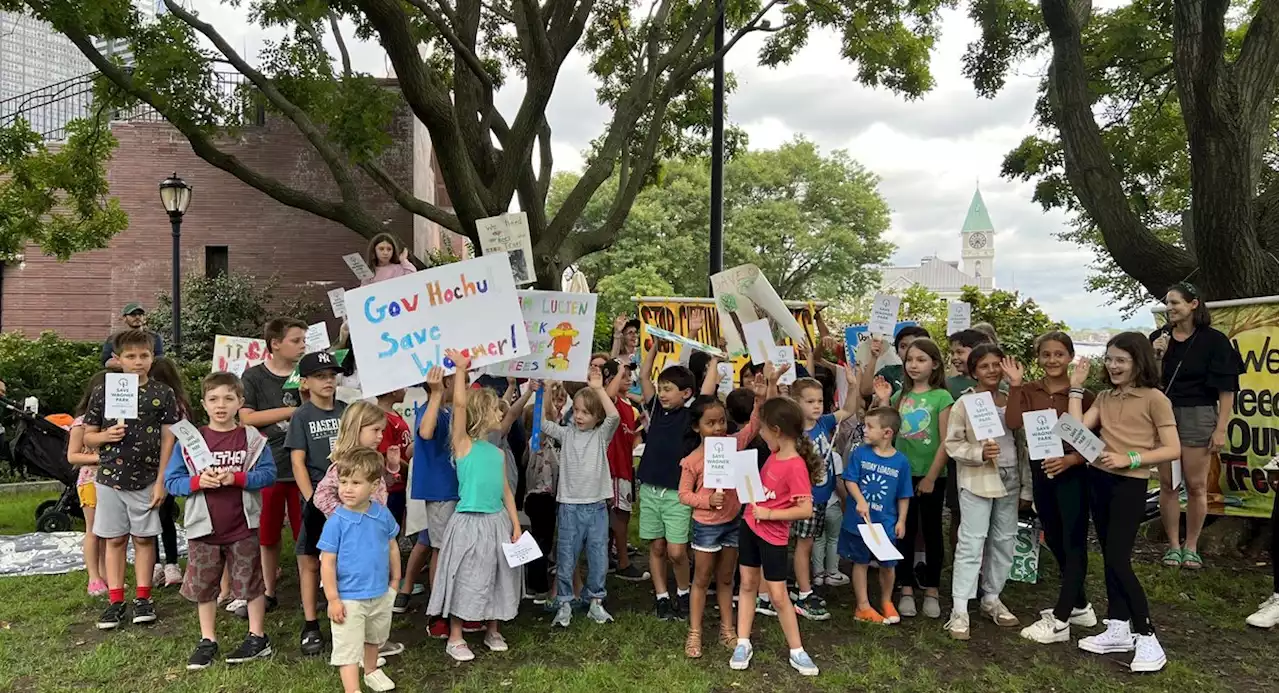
[319,447,401,693]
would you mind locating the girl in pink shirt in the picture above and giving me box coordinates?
[361,233,417,285]
[731,397,821,677]
[677,369,773,659]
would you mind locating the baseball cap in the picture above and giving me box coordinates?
[121,302,145,316]
[299,351,342,377]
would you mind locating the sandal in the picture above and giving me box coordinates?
[719,622,737,648]
[684,629,702,659]
[1181,549,1203,570]
[1162,547,1183,568]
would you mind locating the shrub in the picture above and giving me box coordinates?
[0,331,101,415]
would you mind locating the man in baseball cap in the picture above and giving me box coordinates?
[102,302,165,366]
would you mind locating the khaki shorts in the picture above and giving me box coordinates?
[330,589,396,667]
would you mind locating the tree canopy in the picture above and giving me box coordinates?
[2,0,951,287]
[966,0,1278,308]
[563,137,893,302]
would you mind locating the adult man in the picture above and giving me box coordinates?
[102,303,165,366]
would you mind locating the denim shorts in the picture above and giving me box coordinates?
[690,519,739,553]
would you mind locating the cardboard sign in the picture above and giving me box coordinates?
[867,293,902,337]
[962,390,1005,440]
[947,301,972,336]
[501,530,543,568]
[734,450,766,504]
[104,373,139,421]
[703,437,738,490]
[171,419,215,473]
[858,523,905,561]
[770,345,796,384]
[305,322,331,354]
[212,335,267,373]
[1023,409,1065,460]
[486,291,597,382]
[343,253,527,397]
[477,212,536,286]
[741,319,773,366]
[1052,412,1104,464]
[711,264,807,357]
[644,325,727,358]
[343,253,374,282]
[328,288,347,318]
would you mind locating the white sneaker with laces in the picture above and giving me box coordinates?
[552,602,572,628]
[1246,594,1279,629]
[1041,603,1097,628]
[363,668,396,691]
[152,563,165,585]
[1078,619,1136,654]
[980,597,1020,627]
[587,601,614,624]
[825,571,850,587]
[1130,633,1167,672]
[225,599,247,613]
[1020,612,1070,644]
[945,611,970,640]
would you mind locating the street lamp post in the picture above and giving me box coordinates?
[159,173,192,356]
[708,0,726,293]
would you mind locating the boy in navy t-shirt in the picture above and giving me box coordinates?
[839,407,913,625]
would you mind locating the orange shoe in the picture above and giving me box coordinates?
[881,601,901,625]
[855,606,886,624]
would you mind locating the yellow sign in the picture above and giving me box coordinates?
[1212,300,1278,517]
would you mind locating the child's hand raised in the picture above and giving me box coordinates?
[399,247,410,264]
[327,599,346,624]
[425,366,445,392]
[872,375,892,403]
[868,336,884,359]
[688,308,705,335]
[751,372,767,398]
[1000,357,1024,387]
[528,379,543,392]
[843,363,858,387]
[385,445,402,472]
[445,349,471,371]
[588,367,604,389]
[766,362,789,383]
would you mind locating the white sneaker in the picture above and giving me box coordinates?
[1246,594,1279,628]
[552,602,572,628]
[1078,619,1136,654]
[587,601,614,624]
[1130,634,1167,672]
[897,594,917,618]
[980,597,1020,627]
[152,563,165,585]
[921,595,941,619]
[1020,612,1070,644]
[945,611,970,640]
[825,571,850,587]
[224,599,247,613]
[483,631,509,652]
[363,668,396,691]
[1041,603,1098,628]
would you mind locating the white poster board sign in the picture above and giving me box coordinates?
[212,335,267,373]
[343,253,374,282]
[716,362,735,396]
[868,293,902,337]
[477,212,536,286]
[305,322,331,354]
[171,419,215,473]
[962,391,1006,440]
[703,437,738,490]
[501,530,543,568]
[1023,409,1065,460]
[343,253,528,397]
[1052,412,1104,464]
[770,346,797,384]
[741,319,773,366]
[486,291,597,382]
[733,450,766,504]
[710,264,807,357]
[104,373,139,422]
[328,288,347,318]
[858,523,905,561]
[947,301,972,336]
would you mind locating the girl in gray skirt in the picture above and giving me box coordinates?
[427,350,525,662]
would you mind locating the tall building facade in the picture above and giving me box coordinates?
[0,12,93,135]
[879,186,997,300]
[94,0,161,66]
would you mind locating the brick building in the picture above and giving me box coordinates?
[0,90,466,341]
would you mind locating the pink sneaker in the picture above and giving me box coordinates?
[87,579,108,597]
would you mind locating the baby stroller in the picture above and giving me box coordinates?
[0,396,82,532]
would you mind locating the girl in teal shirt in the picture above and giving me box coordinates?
[426,350,525,663]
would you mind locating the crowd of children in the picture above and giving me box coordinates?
[61,266,1277,688]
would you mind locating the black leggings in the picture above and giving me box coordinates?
[524,493,557,594]
[1088,467,1153,635]
[896,477,945,590]
[160,495,179,565]
[1031,460,1091,621]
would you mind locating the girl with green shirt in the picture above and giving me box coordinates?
[872,339,954,620]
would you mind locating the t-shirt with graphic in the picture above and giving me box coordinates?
[806,413,840,506]
[242,363,301,482]
[891,387,954,478]
[284,400,348,484]
[84,379,181,491]
[200,426,253,544]
[841,444,913,532]
[745,454,813,546]
[379,410,411,492]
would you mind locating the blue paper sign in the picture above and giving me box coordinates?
[844,321,919,367]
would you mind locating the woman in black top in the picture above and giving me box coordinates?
[1149,282,1244,570]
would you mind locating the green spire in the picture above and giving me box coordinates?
[961,187,994,233]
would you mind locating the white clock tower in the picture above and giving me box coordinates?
[960,186,995,289]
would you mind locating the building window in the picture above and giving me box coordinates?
[205,245,228,278]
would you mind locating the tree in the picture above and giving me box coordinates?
[564,137,894,300]
[966,0,1278,308]
[5,1,949,288]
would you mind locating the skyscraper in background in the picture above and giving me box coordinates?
[94,0,160,66]
[0,12,94,135]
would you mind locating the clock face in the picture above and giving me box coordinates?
[967,233,988,250]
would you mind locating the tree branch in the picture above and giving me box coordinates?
[404,0,495,90]
[359,160,464,235]
[1234,0,1278,120]
[327,11,353,77]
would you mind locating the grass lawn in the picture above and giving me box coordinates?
[0,489,1275,693]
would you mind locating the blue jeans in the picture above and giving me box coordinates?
[556,501,609,604]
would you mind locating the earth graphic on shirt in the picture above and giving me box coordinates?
[900,403,932,443]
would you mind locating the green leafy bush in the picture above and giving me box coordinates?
[0,331,101,415]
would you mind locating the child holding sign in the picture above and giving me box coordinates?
[68,370,116,597]
[677,370,774,658]
[362,232,416,285]
[942,344,1031,640]
[1068,334,1180,672]
[730,397,822,677]
[82,330,181,630]
[1004,332,1099,644]
[164,373,277,670]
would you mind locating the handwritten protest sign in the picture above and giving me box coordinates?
[711,264,807,357]
[486,291,597,382]
[703,437,738,489]
[212,336,267,373]
[305,322,331,354]
[501,531,543,568]
[962,391,1005,440]
[1023,409,1065,460]
[343,253,374,282]
[343,253,527,397]
[645,325,727,358]
[478,212,536,286]
[328,288,347,318]
[1052,413,1104,464]
[171,419,215,473]
[742,319,773,366]
[771,346,797,384]
[104,373,138,422]
[868,293,902,337]
[947,301,972,335]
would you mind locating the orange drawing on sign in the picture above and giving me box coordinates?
[546,322,579,372]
